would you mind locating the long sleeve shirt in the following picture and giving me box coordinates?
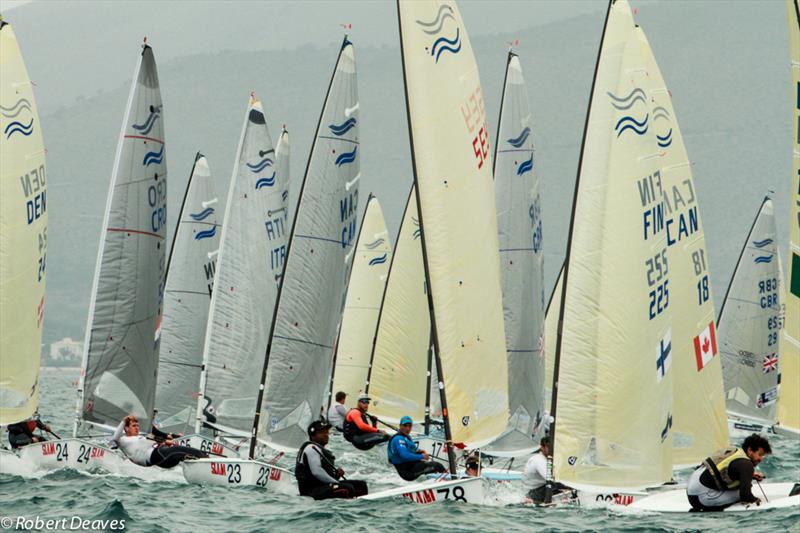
[327,403,347,430]
[302,444,339,484]
[388,434,424,465]
[110,420,156,467]
[522,452,548,490]
[699,458,758,503]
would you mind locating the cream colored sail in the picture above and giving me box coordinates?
[398,0,508,448]
[329,196,391,403]
[636,28,728,465]
[778,0,800,435]
[368,186,431,423]
[543,263,563,414]
[552,1,672,488]
[0,20,47,425]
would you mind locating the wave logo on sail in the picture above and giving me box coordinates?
[1,98,35,139]
[132,105,162,135]
[329,117,357,136]
[369,253,388,266]
[608,89,648,138]
[412,217,421,239]
[752,238,774,248]
[255,171,276,189]
[364,238,386,250]
[143,145,165,166]
[416,4,461,63]
[507,127,531,148]
[754,255,773,264]
[652,106,673,148]
[335,146,358,166]
[195,226,217,240]
[247,157,273,173]
[190,207,215,221]
[516,155,534,176]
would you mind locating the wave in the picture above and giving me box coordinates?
[190,207,215,221]
[754,255,773,264]
[415,4,455,34]
[432,28,461,63]
[255,171,277,189]
[247,157,274,173]
[507,127,531,148]
[4,118,34,138]
[752,238,774,248]
[329,117,357,136]
[195,226,217,240]
[0,98,32,118]
[652,106,671,122]
[132,106,161,135]
[364,238,386,250]
[614,114,648,137]
[142,145,164,166]
[369,253,388,266]
[516,155,534,176]
[607,88,646,110]
[657,129,673,148]
[335,147,358,166]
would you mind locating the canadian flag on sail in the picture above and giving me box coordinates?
[693,321,718,371]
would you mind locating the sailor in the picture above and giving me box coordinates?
[387,415,447,481]
[686,433,771,511]
[110,415,208,468]
[296,420,368,500]
[7,416,51,448]
[342,393,389,450]
[327,391,348,431]
[464,453,480,477]
[522,436,569,503]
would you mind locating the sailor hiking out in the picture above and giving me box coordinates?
[387,416,446,481]
[110,415,208,468]
[296,420,368,500]
[343,393,390,450]
[7,416,53,448]
[686,433,771,511]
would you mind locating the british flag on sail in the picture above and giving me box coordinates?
[762,353,778,374]
[693,321,717,371]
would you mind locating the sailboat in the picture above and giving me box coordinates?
[152,153,240,456]
[328,196,392,404]
[363,0,510,504]
[718,198,782,435]
[276,126,292,233]
[183,35,359,491]
[0,18,49,475]
[543,264,563,415]
[191,95,288,445]
[484,49,546,459]
[776,0,800,438]
[547,0,673,503]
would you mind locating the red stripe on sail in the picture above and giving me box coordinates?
[107,227,164,239]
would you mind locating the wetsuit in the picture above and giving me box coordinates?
[388,434,445,481]
[7,419,47,448]
[687,448,759,511]
[342,409,389,450]
[295,441,368,500]
[110,420,207,468]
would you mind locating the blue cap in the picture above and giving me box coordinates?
[400,416,413,425]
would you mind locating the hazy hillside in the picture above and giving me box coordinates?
[4,1,790,345]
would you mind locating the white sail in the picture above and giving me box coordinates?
[778,0,800,436]
[552,1,672,488]
[543,263,563,414]
[0,20,48,425]
[198,96,288,433]
[636,28,728,465]
[719,198,782,425]
[76,43,166,432]
[256,37,360,451]
[154,154,220,434]
[329,196,391,403]
[398,0,509,449]
[487,51,545,455]
[368,186,431,423]
[276,127,291,232]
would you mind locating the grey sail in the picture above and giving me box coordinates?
[486,51,546,456]
[719,197,782,425]
[276,126,291,233]
[154,153,220,434]
[76,44,167,433]
[198,96,289,434]
[255,37,360,452]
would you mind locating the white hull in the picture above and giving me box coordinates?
[772,424,800,438]
[174,434,245,458]
[412,436,448,461]
[14,439,125,472]
[630,482,799,512]
[360,476,483,505]
[182,457,295,494]
[726,417,776,439]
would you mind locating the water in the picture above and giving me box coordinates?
[1,369,798,532]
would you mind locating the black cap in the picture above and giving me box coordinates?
[308,420,332,436]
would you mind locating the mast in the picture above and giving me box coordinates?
[424,333,434,435]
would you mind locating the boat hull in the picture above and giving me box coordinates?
[182,458,295,494]
[13,439,125,472]
[360,477,484,504]
[174,434,244,458]
[629,482,799,512]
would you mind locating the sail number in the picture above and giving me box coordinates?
[436,486,468,502]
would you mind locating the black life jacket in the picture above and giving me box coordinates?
[295,441,337,494]
[342,408,370,442]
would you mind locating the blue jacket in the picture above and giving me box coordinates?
[388,433,424,465]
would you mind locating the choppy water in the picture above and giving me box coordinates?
[1,369,798,532]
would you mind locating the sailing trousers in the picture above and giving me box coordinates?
[350,432,390,451]
[393,460,447,481]
[149,445,208,469]
[308,480,369,500]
